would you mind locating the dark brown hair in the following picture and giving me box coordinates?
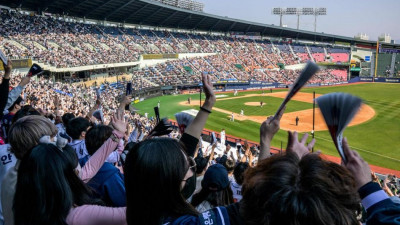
[223,159,235,173]
[240,152,360,225]
[85,125,113,155]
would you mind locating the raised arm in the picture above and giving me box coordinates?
[182,74,215,156]
[184,73,216,140]
[118,95,131,112]
[207,143,217,165]
[0,60,12,116]
[5,76,31,110]
[341,138,400,225]
[259,106,285,161]
[79,111,127,182]
[86,99,101,122]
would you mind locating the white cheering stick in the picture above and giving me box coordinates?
[273,61,320,119]
[316,93,362,163]
[0,49,8,65]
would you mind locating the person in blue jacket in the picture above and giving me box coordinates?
[341,137,400,225]
[81,124,126,207]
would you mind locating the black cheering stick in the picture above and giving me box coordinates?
[273,61,320,119]
[27,63,44,77]
[146,118,174,138]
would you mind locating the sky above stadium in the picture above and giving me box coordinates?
[200,0,400,43]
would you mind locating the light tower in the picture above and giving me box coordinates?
[272,7,327,32]
[313,8,327,32]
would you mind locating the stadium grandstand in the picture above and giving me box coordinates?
[0,0,399,85]
[0,1,400,224]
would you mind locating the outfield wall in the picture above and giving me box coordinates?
[222,81,349,91]
[350,77,400,83]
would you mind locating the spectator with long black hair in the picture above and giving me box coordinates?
[11,111,127,225]
[3,110,127,225]
[191,164,234,212]
[123,74,232,225]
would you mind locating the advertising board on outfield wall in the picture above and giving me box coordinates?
[356,77,400,83]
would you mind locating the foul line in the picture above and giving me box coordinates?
[311,135,400,163]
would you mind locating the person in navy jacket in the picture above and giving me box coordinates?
[81,125,126,207]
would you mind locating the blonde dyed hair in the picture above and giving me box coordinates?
[8,115,58,159]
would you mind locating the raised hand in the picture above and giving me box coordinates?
[261,106,285,141]
[342,137,371,190]
[259,106,286,161]
[183,73,216,141]
[111,109,127,134]
[201,73,215,109]
[286,131,315,159]
[202,73,215,100]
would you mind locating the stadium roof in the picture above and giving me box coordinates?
[2,0,399,48]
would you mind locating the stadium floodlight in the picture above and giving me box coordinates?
[271,7,327,31]
[301,8,314,15]
[272,8,283,14]
[286,8,298,15]
[272,7,285,27]
[313,8,327,32]
[315,8,327,15]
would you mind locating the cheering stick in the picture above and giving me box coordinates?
[175,112,194,134]
[27,63,44,77]
[316,93,362,163]
[0,49,8,65]
[146,118,174,138]
[273,61,319,119]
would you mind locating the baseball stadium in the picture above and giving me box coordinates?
[0,0,400,224]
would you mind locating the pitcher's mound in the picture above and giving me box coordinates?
[245,102,265,106]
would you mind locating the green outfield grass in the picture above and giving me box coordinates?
[214,96,312,116]
[134,83,400,170]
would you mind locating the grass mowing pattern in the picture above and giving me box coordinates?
[214,96,312,116]
[134,83,400,170]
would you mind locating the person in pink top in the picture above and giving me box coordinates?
[10,111,128,225]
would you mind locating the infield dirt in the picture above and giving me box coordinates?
[180,92,375,132]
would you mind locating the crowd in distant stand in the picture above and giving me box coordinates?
[1,9,349,85]
[0,48,399,225]
[3,6,400,225]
